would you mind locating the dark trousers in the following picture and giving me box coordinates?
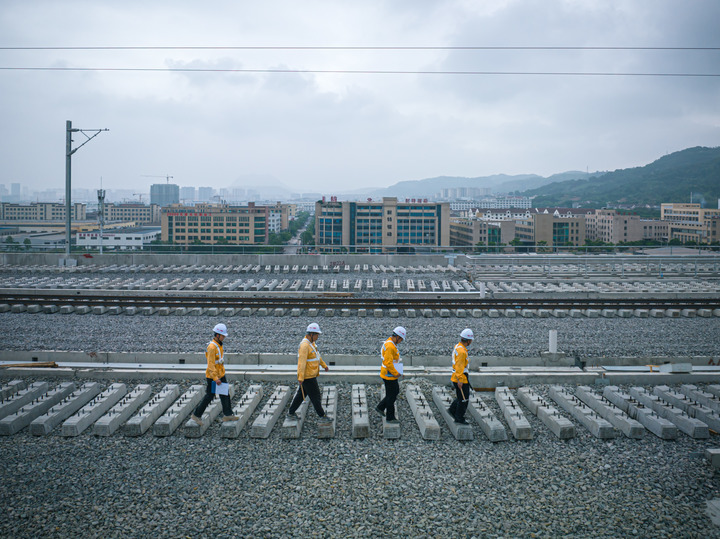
[194,376,233,418]
[289,377,325,417]
[448,381,469,420]
[377,378,400,420]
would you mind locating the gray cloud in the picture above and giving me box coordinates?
[0,0,718,195]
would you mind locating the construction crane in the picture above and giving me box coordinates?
[132,193,145,203]
[141,174,174,184]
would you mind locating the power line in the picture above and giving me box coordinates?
[0,46,719,51]
[0,66,718,76]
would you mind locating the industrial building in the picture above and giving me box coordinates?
[161,203,269,245]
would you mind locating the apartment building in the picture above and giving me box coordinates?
[0,202,86,221]
[315,197,450,252]
[161,203,269,245]
[661,203,720,244]
[449,218,515,246]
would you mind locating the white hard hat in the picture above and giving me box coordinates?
[393,326,407,340]
[306,322,322,334]
[213,323,228,336]
[460,328,474,340]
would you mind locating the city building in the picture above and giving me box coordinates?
[197,187,214,202]
[104,203,161,224]
[585,209,667,244]
[149,183,180,207]
[315,197,450,253]
[0,202,86,221]
[515,212,587,247]
[449,218,515,247]
[179,186,196,204]
[661,203,720,244]
[77,227,161,250]
[161,203,269,245]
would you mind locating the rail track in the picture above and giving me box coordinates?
[1,292,718,310]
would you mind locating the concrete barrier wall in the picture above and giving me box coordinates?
[0,252,462,268]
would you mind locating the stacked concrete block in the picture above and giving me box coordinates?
[317,386,337,439]
[405,385,440,441]
[575,386,644,438]
[495,387,533,440]
[0,382,50,420]
[549,386,617,439]
[467,393,507,442]
[0,382,76,435]
[351,384,370,439]
[222,384,263,439]
[251,385,292,439]
[433,387,473,441]
[380,385,401,439]
[282,398,309,439]
[706,448,720,470]
[652,385,720,433]
[124,384,180,437]
[185,385,236,438]
[602,386,677,439]
[629,387,708,439]
[516,387,575,439]
[62,383,127,437]
[93,384,153,436]
[153,385,204,437]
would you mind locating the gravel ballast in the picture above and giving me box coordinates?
[1,312,719,359]
[0,379,720,537]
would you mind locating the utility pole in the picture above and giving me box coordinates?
[65,120,109,257]
[97,187,106,255]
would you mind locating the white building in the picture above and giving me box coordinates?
[268,211,283,233]
[77,227,161,250]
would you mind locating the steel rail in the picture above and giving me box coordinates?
[1,293,718,310]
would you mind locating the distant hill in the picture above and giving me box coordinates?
[525,147,720,207]
[366,171,590,199]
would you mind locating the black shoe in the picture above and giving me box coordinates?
[287,411,300,420]
[386,418,399,424]
[375,406,385,417]
[447,407,456,416]
[454,417,469,424]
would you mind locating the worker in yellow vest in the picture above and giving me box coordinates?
[287,322,331,424]
[448,328,474,424]
[190,323,238,425]
[375,326,406,423]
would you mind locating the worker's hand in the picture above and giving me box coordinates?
[215,378,221,385]
[457,381,463,389]
[324,366,329,372]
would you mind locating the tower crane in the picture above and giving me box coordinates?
[133,193,145,203]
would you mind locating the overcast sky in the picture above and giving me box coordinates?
[1,0,719,196]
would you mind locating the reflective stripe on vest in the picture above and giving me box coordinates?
[381,340,400,377]
[452,344,468,374]
[209,341,224,364]
[302,337,321,363]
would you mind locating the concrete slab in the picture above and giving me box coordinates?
[516,387,575,439]
[0,382,50,420]
[0,382,76,436]
[549,386,617,439]
[62,383,127,437]
[495,386,532,440]
[652,385,720,434]
[602,386,677,439]
[630,386,708,439]
[575,385,644,438]
[29,382,102,436]
[405,384,440,441]
[185,384,236,438]
[250,385,291,438]
[706,448,720,469]
[93,384,153,436]
[351,384,370,439]
[124,384,180,436]
[317,385,337,438]
[679,384,720,414]
[153,385,204,437]
[221,384,263,439]
[467,392,507,442]
[432,386,472,440]
[0,379,25,400]
[380,385,401,439]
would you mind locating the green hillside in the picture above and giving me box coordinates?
[525,147,720,207]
